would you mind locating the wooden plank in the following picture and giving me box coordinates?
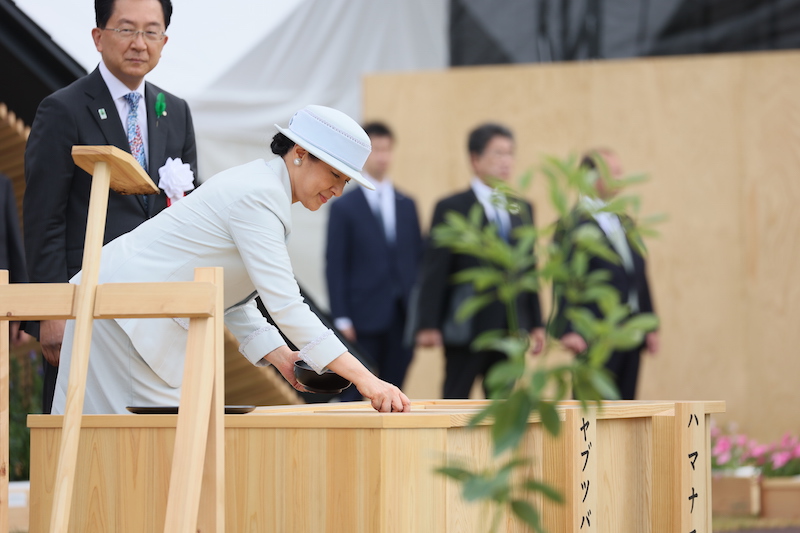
[0,271,8,533]
[0,284,75,320]
[94,282,216,318]
[162,267,220,533]
[565,407,597,532]
[198,267,225,533]
[652,412,676,532]
[49,160,112,533]
[72,146,158,195]
[675,403,709,533]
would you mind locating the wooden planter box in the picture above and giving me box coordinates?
[712,474,760,517]
[761,476,800,519]
[28,400,725,533]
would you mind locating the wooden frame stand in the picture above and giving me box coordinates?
[0,146,225,533]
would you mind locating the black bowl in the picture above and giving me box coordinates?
[294,360,352,394]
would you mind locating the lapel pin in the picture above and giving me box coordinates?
[98,108,107,120]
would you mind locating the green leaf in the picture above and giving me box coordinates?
[608,326,645,351]
[498,457,531,476]
[539,400,561,437]
[590,368,620,400]
[436,466,473,482]
[455,292,495,322]
[452,267,504,291]
[492,389,532,456]
[469,401,499,427]
[519,167,535,190]
[510,500,543,532]
[471,329,506,351]
[485,360,526,391]
[570,250,589,278]
[547,173,569,217]
[523,479,564,503]
[530,369,548,395]
[624,313,660,333]
[463,471,510,502]
[564,308,600,340]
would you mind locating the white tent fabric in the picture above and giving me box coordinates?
[192,1,448,304]
[17,0,449,307]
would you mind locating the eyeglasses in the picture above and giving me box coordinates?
[102,27,166,42]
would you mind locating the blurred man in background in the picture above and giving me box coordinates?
[415,123,545,399]
[556,148,659,400]
[326,122,423,400]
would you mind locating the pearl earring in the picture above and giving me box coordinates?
[293,157,302,166]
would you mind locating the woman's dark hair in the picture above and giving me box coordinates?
[363,121,393,141]
[96,0,173,29]
[270,132,319,161]
[270,132,295,156]
[468,123,513,157]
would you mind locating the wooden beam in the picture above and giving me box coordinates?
[0,284,75,320]
[71,146,159,195]
[49,160,112,533]
[94,282,216,318]
[163,267,223,533]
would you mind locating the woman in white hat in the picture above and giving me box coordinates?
[52,105,411,414]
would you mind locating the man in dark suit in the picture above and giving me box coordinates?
[326,122,423,399]
[1,173,31,348]
[556,149,659,400]
[415,123,545,399]
[23,0,198,413]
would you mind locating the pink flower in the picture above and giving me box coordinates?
[717,451,732,466]
[750,445,770,464]
[713,436,732,456]
[772,451,793,470]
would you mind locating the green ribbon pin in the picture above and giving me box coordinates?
[155,93,167,118]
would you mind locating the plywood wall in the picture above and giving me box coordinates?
[363,50,800,442]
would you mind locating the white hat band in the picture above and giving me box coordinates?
[288,108,371,171]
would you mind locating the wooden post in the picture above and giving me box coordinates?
[0,270,8,533]
[565,407,597,532]
[675,402,710,533]
[199,267,225,533]
[48,160,112,533]
[49,147,157,533]
[163,267,224,533]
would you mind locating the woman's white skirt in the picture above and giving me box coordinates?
[52,319,182,414]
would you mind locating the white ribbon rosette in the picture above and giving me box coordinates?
[158,157,195,205]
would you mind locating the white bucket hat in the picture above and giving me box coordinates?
[275,105,375,190]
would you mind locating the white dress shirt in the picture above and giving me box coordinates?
[471,176,511,237]
[581,196,639,312]
[363,176,396,243]
[98,60,149,165]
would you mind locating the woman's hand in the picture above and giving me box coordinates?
[327,351,411,413]
[264,345,305,391]
[355,375,411,413]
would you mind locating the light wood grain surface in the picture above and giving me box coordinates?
[364,50,800,443]
[28,400,723,533]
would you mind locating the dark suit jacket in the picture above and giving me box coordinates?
[0,174,27,283]
[415,188,543,346]
[552,215,655,340]
[23,67,197,337]
[325,186,423,334]
[23,67,198,284]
